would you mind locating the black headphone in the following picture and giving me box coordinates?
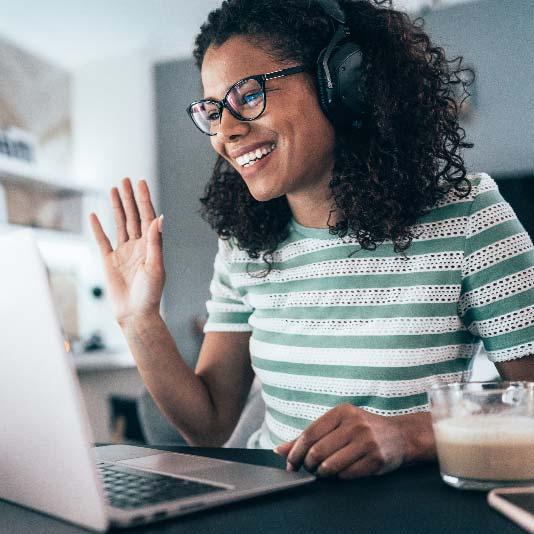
[315,0,366,129]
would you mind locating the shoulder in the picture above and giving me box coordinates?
[216,237,239,263]
[216,237,257,266]
[435,172,498,209]
[415,172,506,240]
[466,171,498,196]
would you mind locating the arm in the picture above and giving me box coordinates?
[91,178,253,446]
[495,354,534,381]
[122,316,254,446]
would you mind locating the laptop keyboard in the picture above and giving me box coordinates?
[97,462,226,510]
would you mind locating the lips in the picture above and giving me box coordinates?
[228,141,274,158]
[236,143,276,167]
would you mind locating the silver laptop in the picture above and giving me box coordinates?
[0,230,314,532]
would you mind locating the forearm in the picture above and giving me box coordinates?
[120,313,227,446]
[394,411,437,466]
[496,354,534,381]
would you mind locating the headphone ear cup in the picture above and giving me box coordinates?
[316,47,334,121]
[331,41,365,125]
[316,40,365,129]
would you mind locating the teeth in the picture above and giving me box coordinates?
[236,143,276,167]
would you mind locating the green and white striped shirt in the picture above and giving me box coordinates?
[204,173,534,448]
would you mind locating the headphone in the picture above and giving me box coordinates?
[315,0,366,129]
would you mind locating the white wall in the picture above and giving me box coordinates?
[71,48,158,204]
[70,49,161,442]
[70,48,160,352]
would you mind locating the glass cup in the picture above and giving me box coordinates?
[428,381,534,490]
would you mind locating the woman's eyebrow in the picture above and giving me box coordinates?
[203,74,261,100]
[201,81,234,101]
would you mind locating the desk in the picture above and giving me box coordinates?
[1,446,521,533]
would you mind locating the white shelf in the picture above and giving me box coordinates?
[0,155,106,238]
[0,222,86,242]
[74,350,137,372]
[0,153,100,195]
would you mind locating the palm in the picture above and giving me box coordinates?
[104,237,163,319]
[90,179,165,323]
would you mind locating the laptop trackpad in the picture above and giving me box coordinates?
[117,452,231,475]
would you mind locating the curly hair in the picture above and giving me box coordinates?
[194,0,474,269]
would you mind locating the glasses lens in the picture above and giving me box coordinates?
[190,101,220,135]
[227,78,265,119]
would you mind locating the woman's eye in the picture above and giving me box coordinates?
[207,112,221,121]
[242,92,263,105]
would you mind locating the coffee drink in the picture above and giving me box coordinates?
[433,414,534,481]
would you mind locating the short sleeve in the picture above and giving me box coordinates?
[204,239,253,333]
[458,174,534,362]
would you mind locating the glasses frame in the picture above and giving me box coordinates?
[187,65,307,136]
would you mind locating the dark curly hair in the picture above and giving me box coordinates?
[194,0,474,269]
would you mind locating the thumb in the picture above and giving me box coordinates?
[146,215,164,273]
[273,440,295,457]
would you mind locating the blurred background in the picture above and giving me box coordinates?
[0,0,532,442]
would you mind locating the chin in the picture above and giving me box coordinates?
[244,181,285,203]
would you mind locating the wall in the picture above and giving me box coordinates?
[71,50,160,440]
[70,48,160,353]
[155,59,217,366]
[420,0,534,176]
[71,48,158,195]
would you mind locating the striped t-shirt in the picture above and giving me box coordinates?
[204,173,534,449]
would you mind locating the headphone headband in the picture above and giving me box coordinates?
[315,0,346,25]
[320,25,348,90]
[314,0,366,129]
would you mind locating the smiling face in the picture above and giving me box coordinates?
[201,35,336,212]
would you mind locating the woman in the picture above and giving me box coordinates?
[90,0,534,479]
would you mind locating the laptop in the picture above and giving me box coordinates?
[0,230,314,532]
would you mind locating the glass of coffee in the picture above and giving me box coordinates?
[428,381,534,490]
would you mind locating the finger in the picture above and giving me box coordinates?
[146,215,164,274]
[121,177,142,239]
[110,187,128,245]
[315,444,367,478]
[137,179,156,236]
[89,213,113,256]
[336,452,385,480]
[273,440,295,457]
[302,427,353,473]
[287,409,342,470]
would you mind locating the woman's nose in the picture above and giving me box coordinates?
[217,109,250,141]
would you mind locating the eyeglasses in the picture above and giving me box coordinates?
[187,65,307,136]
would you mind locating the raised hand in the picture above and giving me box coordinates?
[90,178,164,325]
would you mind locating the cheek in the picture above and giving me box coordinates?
[210,138,233,167]
[282,87,334,153]
[286,112,335,165]
[210,137,222,155]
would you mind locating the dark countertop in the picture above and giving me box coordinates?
[1,446,521,534]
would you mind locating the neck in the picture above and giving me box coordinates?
[287,189,338,228]
[285,154,338,228]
